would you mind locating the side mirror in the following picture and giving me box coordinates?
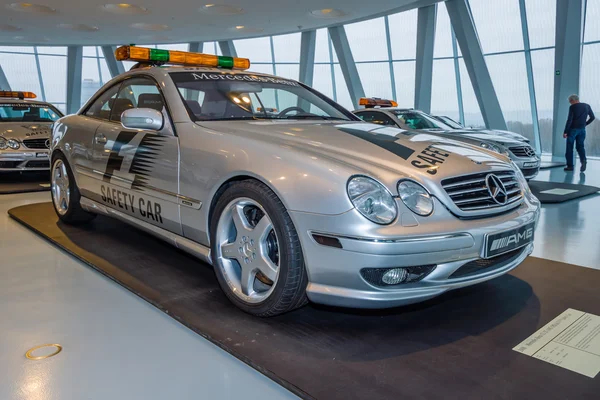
[121,108,163,131]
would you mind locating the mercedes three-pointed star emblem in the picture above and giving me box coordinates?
[485,174,508,205]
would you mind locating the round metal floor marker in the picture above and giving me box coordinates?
[25,344,62,360]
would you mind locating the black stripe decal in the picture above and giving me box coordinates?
[337,127,415,160]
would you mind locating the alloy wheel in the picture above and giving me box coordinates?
[51,159,70,216]
[215,198,280,303]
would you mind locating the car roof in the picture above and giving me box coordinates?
[353,107,422,113]
[0,98,56,107]
[120,64,298,82]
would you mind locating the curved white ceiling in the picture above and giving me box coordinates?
[0,0,433,46]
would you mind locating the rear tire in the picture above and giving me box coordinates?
[210,180,308,317]
[51,153,96,224]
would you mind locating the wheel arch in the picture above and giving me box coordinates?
[207,172,288,241]
[50,149,82,190]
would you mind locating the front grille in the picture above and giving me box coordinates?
[449,247,525,279]
[25,160,49,168]
[509,145,536,158]
[23,138,50,149]
[441,170,523,212]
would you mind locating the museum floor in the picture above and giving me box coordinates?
[1,160,598,399]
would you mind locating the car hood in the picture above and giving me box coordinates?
[198,120,514,182]
[0,122,52,140]
[459,128,529,143]
[428,128,528,147]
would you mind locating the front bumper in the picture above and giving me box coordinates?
[290,193,540,309]
[0,150,50,171]
[511,157,540,180]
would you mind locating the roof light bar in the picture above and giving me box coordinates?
[359,97,398,109]
[0,91,37,100]
[115,45,250,70]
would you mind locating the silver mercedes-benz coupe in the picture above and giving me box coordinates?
[353,105,541,180]
[0,92,63,172]
[50,50,540,316]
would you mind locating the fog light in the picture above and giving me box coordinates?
[360,265,437,287]
[382,268,408,285]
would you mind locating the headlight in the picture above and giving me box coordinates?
[398,181,434,216]
[512,161,529,188]
[7,139,20,150]
[347,176,397,225]
[480,142,501,153]
[0,137,7,150]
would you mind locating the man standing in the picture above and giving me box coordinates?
[564,94,595,172]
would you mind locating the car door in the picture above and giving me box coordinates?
[89,76,182,235]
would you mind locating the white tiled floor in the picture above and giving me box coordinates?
[1,161,599,399]
[530,159,600,270]
[0,192,297,400]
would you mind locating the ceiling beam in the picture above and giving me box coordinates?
[328,25,365,109]
[218,41,237,58]
[298,30,316,86]
[414,4,437,113]
[188,42,203,53]
[66,46,83,114]
[518,0,542,155]
[551,0,584,160]
[0,64,11,91]
[446,0,507,130]
[101,46,124,78]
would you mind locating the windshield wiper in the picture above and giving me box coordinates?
[282,115,348,121]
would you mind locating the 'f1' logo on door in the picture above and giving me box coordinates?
[102,131,146,187]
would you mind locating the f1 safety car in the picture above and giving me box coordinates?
[353,98,540,180]
[50,46,540,316]
[0,91,63,172]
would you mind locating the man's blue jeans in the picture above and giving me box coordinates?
[566,128,587,167]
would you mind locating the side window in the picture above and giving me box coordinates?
[400,113,426,130]
[356,111,377,122]
[357,111,396,126]
[84,83,121,120]
[110,77,165,123]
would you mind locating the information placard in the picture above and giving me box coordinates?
[513,309,600,378]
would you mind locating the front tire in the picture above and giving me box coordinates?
[51,154,96,224]
[210,180,308,317]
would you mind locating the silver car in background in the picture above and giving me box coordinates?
[354,105,541,180]
[0,92,63,172]
[50,62,540,316]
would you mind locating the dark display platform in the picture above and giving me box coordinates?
[529,180,600,203]
[540,161,567,169]
[9,202,600,399]
[0,172,50,194]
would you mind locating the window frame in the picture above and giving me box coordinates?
[80,73,177,136]
[82,81,123,122]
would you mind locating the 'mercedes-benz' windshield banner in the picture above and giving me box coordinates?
[171,72,299,87]
[0,103,48,108]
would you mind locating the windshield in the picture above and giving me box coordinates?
[170,72,354,122]
[392,110,453,130]
[0,103,62,122]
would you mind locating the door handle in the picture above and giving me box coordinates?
[95,133,107,144]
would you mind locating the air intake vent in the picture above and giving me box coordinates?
[23,138,49,149]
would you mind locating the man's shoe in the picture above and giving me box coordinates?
[564,166,574,171]
[581,162,587,172]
